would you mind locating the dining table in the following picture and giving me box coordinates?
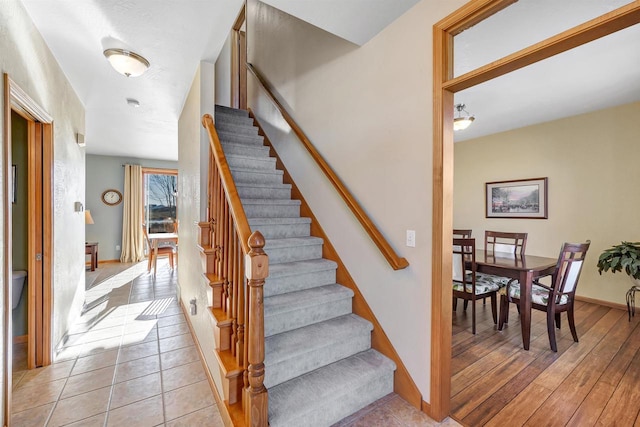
[147,232,178,280]
[474,249,558,350]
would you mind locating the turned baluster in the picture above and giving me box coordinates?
[245,231,268,426]
[236,232,245,367]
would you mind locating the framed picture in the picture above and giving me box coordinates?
[12,165,16,204]
[485,177,548,219]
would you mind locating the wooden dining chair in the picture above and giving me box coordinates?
[485,230,527,256]
[142,225,176,272]
[453,238,498,334]
[453,229,472,238]
[498,241,591,351]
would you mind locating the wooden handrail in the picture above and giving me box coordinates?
[246,63,409,270]
[202,114,252,254]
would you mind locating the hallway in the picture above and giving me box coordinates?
[11,261,224,426]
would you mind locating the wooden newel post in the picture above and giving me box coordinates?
[245,231,269,427]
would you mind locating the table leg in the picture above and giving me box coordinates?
[519,270,534,350]
[153,239,159,281]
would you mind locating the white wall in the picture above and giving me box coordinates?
[178,64,225,394]
[454,102,640,306]
[246,0,466,401]
[215,32,233,108]
[0,0,86,409]
[85,155,177,261]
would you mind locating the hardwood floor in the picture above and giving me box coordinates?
[451,299,640,426]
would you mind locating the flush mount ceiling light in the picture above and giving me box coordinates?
[103,48,150,77]
[453,103,475,131]
[126,98,140,108]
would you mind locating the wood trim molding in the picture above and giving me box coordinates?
[246,63,409,271]
[7,77,52,123]
[3,73,13,427]
[249,109,423,409]
[431,0,640,422]
[141,167,177,175]
[575,295,627,312]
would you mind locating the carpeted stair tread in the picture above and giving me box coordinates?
[248,217,310,225]
[265,259,338,297]
[268,259,337,278]
[264,314,373,388]
[218,131,265,146]
[264,284,354,337]
[214,112,255,126]
[216,121,259,136]
[268,349,396,427]
[226,153,277,171]
[230,166,283,176]
[220,141,270,157]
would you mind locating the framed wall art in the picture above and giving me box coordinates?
[485,177,548,219]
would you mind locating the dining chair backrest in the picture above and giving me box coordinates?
[453,238,476,288]
[550,240,591,302]
[453,229,472,239]
[485,230,527,257]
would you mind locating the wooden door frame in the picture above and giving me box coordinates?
[231,3,247,109]
[430,1,640,421]
[3,74,54,423]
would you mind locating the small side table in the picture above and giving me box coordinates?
[85,242,99,271]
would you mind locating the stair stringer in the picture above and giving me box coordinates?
[248,109,423,411]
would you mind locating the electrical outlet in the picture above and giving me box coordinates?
[116,245,121,251]
[406,230,416,247]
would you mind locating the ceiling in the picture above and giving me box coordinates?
[19,0,419,161]
[454,0,640,142]
[19,0,640,158]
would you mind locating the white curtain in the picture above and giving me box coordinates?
[120,164,145,262]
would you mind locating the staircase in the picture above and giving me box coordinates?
[213,104,396,427]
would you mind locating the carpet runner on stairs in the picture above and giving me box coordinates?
[214,104,396,427]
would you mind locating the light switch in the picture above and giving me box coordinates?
[406,230,416,247]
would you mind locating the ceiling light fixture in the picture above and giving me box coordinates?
[103,48,150,77]
[126,98,140,108]
[453,103,475,131]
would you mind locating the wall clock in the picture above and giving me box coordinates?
[101,189,123,206]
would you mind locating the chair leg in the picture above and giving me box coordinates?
[498,295,507,330]
[453,298,458,311]
[547,310,558,352]
[169,253,174,269]
[555,312,561,329]
[483,297,486,306]
[490,293,497,325]
[471,299,476,334]
[147,255,153,272]
[463,300,469,311]
[568,307,579,343]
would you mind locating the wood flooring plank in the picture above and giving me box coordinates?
[525,309,636,426]
[594,344,640,426]
[484,309,623,426]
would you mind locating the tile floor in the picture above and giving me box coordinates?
[11,260,459,427]
[11,260,224,427]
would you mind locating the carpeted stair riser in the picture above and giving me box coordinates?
[216,121,260,137]
[219,131,265,146]
[238,185,292,200]
[264,314,373,388]
[214,112,255,127]
[264,237,324,264]
[226,154,276,172]
[264,260,338,297]
[220,142,270,158]
[230,168,284,185]
[215,105,249,117]
[243,202,300,218]
[248,218,310,239]
[267,349,396,427]
[264,284,354,337]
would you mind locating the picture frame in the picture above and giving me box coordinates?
[12,165,16,204]
[485,177,548,219]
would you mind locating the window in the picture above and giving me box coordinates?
[143,168,178,234]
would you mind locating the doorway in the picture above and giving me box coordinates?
[231,4,247,109]
[429,1,640,421]
[3,74,54,421]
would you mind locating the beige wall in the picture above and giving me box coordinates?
[454,102,640,305]
[246,0,466,400]
[215,32,233,108]
[177,64,225,395]
[1,0,86,408]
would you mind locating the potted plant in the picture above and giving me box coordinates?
[597,241,640,320]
